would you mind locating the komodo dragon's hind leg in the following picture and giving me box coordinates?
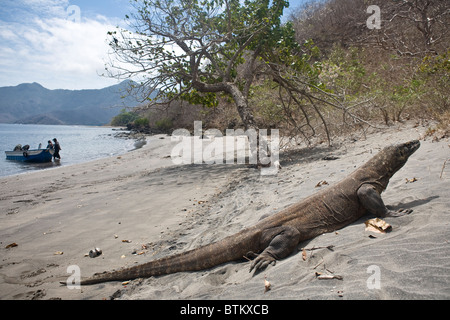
[357,184,413,217]
[247,226,301,273]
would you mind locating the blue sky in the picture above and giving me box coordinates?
[0,0,307,90]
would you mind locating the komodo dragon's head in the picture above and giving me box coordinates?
[378,140,421,176]
[360,140,420,189]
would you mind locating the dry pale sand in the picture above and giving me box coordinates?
[0,123,449,300]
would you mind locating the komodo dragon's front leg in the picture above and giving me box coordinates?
[357,184,413,217]
[247,226,301,272]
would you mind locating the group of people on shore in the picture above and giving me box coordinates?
[46,138,62,161]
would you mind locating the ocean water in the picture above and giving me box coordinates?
[0,124,136,177]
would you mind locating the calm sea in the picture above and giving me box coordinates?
[0,124,136,177]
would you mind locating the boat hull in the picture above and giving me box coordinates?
[5,149,54,163]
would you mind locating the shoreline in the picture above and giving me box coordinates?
[0,123,449,300]
[0,126,143,179]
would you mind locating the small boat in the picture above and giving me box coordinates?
[5,148,54,163]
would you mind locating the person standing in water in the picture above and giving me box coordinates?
[53,138,61,160]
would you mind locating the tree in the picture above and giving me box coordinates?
[105,0,289,131]
[110,108,140,126]
[374,0,449,56]
[291,0,368,55]
[291,0,449,57]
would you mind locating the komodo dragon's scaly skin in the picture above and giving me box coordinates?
[68,140,420,285]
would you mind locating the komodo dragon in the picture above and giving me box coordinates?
[67,140,420,285]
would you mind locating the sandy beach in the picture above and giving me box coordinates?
[0,123,449,300]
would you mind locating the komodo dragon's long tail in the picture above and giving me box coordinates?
[65,227,261,285]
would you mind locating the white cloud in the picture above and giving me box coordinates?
[0,1,124,89]
[20,0,69,17]
[35,18,112,72]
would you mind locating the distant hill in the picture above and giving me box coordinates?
[0,81,143,126]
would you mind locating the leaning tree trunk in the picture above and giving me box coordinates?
[227,83,275,168]
[227,83,257,131]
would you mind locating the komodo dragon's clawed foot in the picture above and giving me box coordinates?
[246,251,276,273]
[385,208,413,217]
